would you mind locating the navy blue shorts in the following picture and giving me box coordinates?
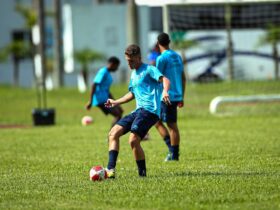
[117,108,159,139]
[98,104,120,115]
[160,101,179,123]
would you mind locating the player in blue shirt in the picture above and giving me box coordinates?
[147,44,160,66]
[104,44,170,178]
[155,33,186,161]
[86,56,123,128]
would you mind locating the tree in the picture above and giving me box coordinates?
[171,32,200,81]
[257,25,280,80]
[171,31,200,58]
[0,41,31,86]
[0,2,36,86]
[15,3,37,29]
[74,48,104,86]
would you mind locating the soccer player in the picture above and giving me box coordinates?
[86,56,123,128]
[155,33,186,161]
[147,43,160,66]
[104,44,170,178]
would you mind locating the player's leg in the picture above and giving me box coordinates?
[163,102,180,161]
[155,120,171,152]
[106,113,135,178]
[166,121,180,160]
[107,124,125,172]
[128,133,146,176]
[108,105,124,127]
[129,109,159,177]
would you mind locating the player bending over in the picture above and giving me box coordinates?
[86,56,123,128]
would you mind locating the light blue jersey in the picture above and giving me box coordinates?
[92,67,113,106]
[129,63,163,117]
[156,49,184,101]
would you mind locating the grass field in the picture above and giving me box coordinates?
[0,81,280,210]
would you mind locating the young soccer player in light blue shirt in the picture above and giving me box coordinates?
[155,33,187,161]
[86,57,123,128]
[104,44,170,178]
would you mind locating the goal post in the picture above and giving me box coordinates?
[135,0,280,116]
[210,94,280,114]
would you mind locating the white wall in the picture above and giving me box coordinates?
[185,29,279,80]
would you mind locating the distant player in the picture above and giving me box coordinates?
[104,44,170,178]
[86,56,123,128]
[147,43,160,66]
[155,33,186,161]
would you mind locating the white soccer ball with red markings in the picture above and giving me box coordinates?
[81,116,93,126]
[89,165,107,181]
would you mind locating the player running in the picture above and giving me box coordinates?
[86,56,123,128]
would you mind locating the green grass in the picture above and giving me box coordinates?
[0,81,280,210]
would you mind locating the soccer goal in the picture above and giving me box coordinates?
[158,0,280,115]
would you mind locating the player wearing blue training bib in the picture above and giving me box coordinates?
[86,57,123,128]
[104,44,171,178]
[155,33,187,162]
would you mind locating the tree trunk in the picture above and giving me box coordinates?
[225,4,234,81]
[81,69,88,87]
[126,0,138,82]
[127,0,138,45]
[13,59,20,86]
[273,43,279,80]
[53,0,64,88]
[37,0,47,108]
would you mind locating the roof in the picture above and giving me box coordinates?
[135,0,280,6]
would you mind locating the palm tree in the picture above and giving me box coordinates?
[74,48,104,86]
[171,31,200,62]
[0,41,31,86]
[15,3,37,29]
[257,25,280,80]
[171,33,199,81]
[0,3,36,86]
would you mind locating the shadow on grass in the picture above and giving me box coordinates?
[174,171,279,177]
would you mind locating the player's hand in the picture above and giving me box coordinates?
[177,101,184,108]
[162,90,171,105]
[85,102,92,110]
[105,99,117,108]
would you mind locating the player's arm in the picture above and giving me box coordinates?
[105,92,134,108]
[86,83,96,110]
[159,76,171,105]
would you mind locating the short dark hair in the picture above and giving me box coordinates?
[125,44,141,56]
[108,56,120,64]
[157,33,170,46]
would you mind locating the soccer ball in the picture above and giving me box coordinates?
[81,116,93,126]
[89,165,107,181]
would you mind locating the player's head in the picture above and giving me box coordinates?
[157,33,170,47]
[125,44,142,70]
[107,56,120,72]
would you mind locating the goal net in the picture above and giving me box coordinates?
[163,0,280,116]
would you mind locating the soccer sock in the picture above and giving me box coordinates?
[107,150,119,170]
[164,135,172,152]
[136,159,146,177]
[171,145,179,160]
